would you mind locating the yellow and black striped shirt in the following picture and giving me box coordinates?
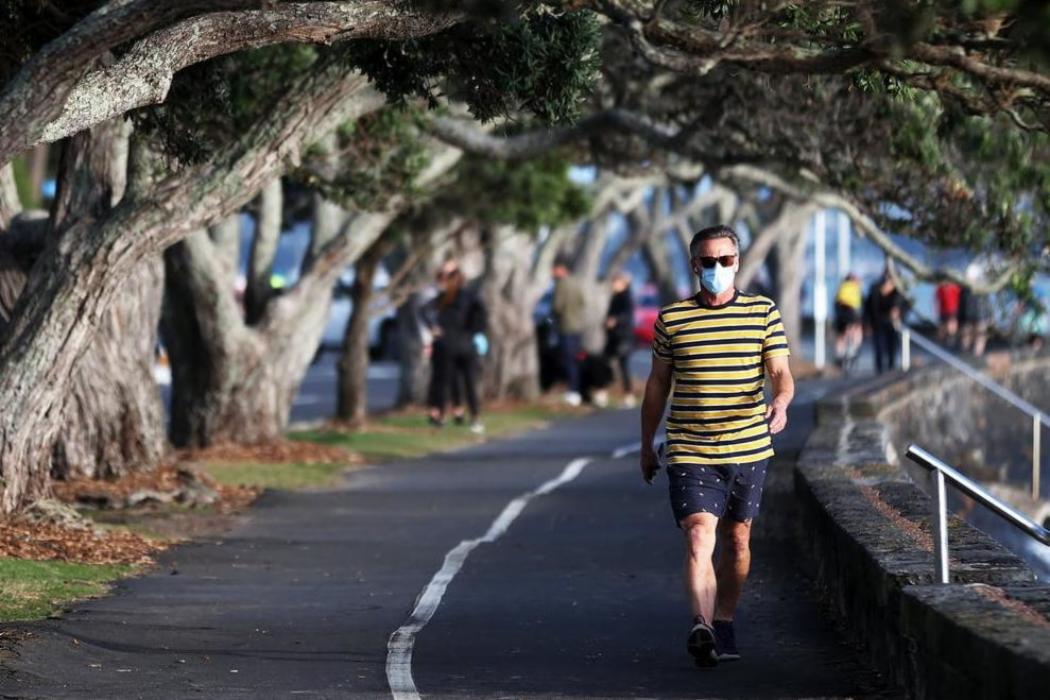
[652,291,790,465]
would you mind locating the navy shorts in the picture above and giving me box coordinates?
[666,459,770,526]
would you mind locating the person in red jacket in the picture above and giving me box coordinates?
[935,280,962,347]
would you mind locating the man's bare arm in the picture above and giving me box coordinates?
[763,355,794,435]
[640,357,673,483]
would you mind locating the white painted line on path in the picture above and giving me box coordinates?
[386,441,639,700]
[613,441,642,459]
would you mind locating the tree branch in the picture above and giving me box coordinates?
[1,1,465,162]
[372,220,462,316]
[265,140,464,335]
[591,1,1050,130]
[0,0,264,166]
[736,199,817,290]
[430,110,717,162]
[166,228,253,358]
[723,164,1019,293]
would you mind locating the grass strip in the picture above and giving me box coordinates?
[290,404,569,464]
[202,461,348,491]
[0,558,135,622]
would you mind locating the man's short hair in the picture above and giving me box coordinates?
[689,225,740,258]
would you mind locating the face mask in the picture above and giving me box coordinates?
[699,263,735,294]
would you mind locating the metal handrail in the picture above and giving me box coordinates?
[901,326,1046,499]
[906,444,1050,583]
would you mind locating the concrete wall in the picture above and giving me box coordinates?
[881,353,1050,493]
[796,366,1050,698]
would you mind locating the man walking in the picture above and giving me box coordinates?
[639,225,794,667]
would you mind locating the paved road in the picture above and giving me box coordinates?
[290,353,400,423]
[155,353,401,427]
[0,385,890,699]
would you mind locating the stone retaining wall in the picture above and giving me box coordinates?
[796,365,1050,698]
[879,353,1050,491]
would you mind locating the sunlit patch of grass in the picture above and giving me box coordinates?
[290,403,573,463]
[201,461,349,491]
[0,558,135,622]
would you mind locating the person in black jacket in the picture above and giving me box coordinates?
[863,273,907,374]
[604,271,636,406]
[425,266,487,433]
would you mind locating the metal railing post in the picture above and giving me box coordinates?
[901,327,911,371]
[908,444,1050,585]
[931,469,950,583]
[1034,412,1042,501]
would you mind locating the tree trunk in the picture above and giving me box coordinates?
[163,231,276,446]
[48,121,167,481]
[0,163,21,229]
[337,239,385,424]
[162,227,336,447]
[0,63,376,511]
[770,224,807,354]
[163,206,400,447]
[26,145,48,209]
[479,228,542,401]
[53,257,167,479]
[642,232,679,304]
[396,292,431,408]
[245,178,281,323]
[737,200,816,291]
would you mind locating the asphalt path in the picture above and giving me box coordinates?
[0,384,889,699]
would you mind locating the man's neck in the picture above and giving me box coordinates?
[698,287,736,307]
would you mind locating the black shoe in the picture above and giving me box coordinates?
[713,620,740,661]
[427,415,445,428]
[687,618,718,668]
[452,413,466,426]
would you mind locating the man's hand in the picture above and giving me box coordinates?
[640,446,661,484]
[765,400,788,435]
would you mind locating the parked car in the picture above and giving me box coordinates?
[633,284,661,347]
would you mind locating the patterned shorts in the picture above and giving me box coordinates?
[666,459,770,526]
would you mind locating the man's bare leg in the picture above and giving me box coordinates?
[681,511,720,665]
[681,512,720,622]
[714,518,753,621]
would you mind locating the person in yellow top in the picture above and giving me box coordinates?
[833,273,863,372]
[640,225,795,667]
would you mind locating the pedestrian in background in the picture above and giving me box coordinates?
[604,271,636,407]
[552,258,586,407]
[864,273,906,374]
[424,264,487,433]
[833,273,863,371]
[935,279,962,347]
[959,289,992,360]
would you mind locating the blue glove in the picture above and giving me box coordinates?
[473,333,489,356]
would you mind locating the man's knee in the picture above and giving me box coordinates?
[720,519,752,556]
[682,514,718,559]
